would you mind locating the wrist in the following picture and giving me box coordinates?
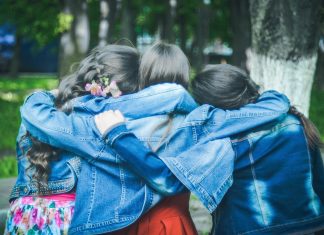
[103,124,129,146]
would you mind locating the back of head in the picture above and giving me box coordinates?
[192,64,323,150]
[139,42,189,89]
[191,64,260,110]
[56,44,140,111]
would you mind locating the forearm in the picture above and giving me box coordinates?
[21,91,104,160]
[205,90,290,137]
[105,125,186,195]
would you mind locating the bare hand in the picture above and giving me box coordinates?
[94,110,125,135]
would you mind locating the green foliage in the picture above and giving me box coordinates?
[56,13,74,34]
[309,88,324,141]
[0,156,17,178]
[0,76,57,151]
[0,1,61,47]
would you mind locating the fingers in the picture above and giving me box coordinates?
[94,110,125,135]
[114,110,125,121]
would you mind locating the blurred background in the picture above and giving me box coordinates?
[0,1,323,233]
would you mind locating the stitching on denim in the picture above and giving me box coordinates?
[119,161,126,206]
[247,138,268,226]
[110,131,130,145]
[192,126,198,144]
[301,126,319,215]
[22,102,102,140]
[169,142,232,212]
[231,121,301,143]
[239,213,324,234]
[10,177,76,199]
[69,215,138,233]
[87,165,97,224]
[195,140,231,183]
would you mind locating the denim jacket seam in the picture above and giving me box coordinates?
[239,213,324,235]
[24,91,55,105]
[86,166,97,224]
[301,125,319,214]
[69,215,138,233]
[170,158,217,211]
[108,131,131,146]
[195,140,232,182]
[214,174,233,204]
[210,111,282,125]
[79,87,184,107]
[118,161,126,206]
[247,138,268,226]
[227,111,280,118]
[24,115,99,139]
[231,120,300,142]
[23,114,106,162]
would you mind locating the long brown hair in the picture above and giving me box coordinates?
[23,45,140,193]
[288,106,323,150]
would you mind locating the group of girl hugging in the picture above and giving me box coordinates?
[4,42,324,235]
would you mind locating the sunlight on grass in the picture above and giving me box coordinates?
[0,156,17,178]
[0,76,57,151]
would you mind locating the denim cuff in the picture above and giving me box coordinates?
[103,124,130,146]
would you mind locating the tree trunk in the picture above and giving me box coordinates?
[121,0,136,46]
[179,14,187,53]
[194,2,210,70]
[107,0,117,41]
[98,0,110,47]
[98,0,117,45]
[249,0,321,116]
[229,0,251,70]
[157,0,177,43]
[9,35,20,78]
[59,0,90,78]
[315,47,324,90]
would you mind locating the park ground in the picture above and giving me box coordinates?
[0,75,323,234]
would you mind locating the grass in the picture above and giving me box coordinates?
[0,75,57,178]
[0,75,323,178]
[0,75,57,151]
[0,156,17,178]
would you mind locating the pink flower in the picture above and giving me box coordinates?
[85,82,104,96]
[109,81,122,98]
[85,80,122,97]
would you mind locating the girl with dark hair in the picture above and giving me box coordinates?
[5,44,140,234]
[139,42,190,89]
[94,64,324,234]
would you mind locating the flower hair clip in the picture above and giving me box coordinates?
[85,77,122,98]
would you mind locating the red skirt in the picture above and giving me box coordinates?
[109,193,198,235]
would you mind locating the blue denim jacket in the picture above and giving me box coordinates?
[20,84,289,234]
[105,108,324,233]
[10,124,81,200]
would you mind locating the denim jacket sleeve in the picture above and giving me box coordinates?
[312,147,324,202]
[73,83,198,118]
[20,91,106,162]
[104,124,186,196]
[106,124,235,212]
[20,91,185,195]
[187,90,290,138]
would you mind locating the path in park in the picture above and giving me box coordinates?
[0,178,212,234]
